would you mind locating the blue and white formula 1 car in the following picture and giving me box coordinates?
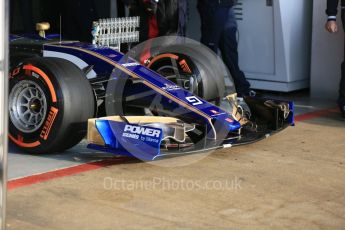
[9,20,294,161]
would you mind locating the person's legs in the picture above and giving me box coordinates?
[197,4,224,53]
[177,0,188,37]
[219,7,250,95]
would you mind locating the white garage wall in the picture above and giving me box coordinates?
[311,0,344,100]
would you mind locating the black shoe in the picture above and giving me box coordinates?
[248,90,257,97]
[237,90,257,98]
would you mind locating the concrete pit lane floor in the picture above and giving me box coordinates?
[6,94,345,229]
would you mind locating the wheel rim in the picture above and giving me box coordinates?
[9,80,48,133]
[155,64,221,105]
[156,65,200,96]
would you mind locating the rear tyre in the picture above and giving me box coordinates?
[9,57,95,153]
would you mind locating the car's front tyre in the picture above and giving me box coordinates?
[9,57,95,153]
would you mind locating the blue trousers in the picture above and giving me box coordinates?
[198,5,250,95]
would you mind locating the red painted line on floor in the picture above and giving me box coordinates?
[294,107,339,122]
[7,107,340,190]
[7,157,131,190]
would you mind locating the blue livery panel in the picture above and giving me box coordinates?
[88,120,163,160]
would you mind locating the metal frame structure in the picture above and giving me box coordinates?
[92,17,140,51]
[0,0,9,228]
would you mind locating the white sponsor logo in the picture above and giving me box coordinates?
[32,72,40,79]
[162,84,181,91]
[186,96,203,106]
[122,62,140,67]
[122,132,139,139]
[123,125,161,138]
